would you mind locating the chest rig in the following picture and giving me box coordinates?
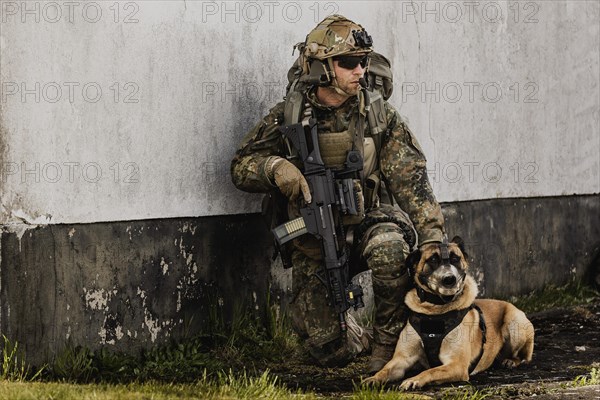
[282,52,393,211]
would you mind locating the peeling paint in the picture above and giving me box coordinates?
[98,319,124,345]
[174,233,202,306]
[252,291,258,310]
[2,223,37,252]
[144,314,161,342]
[99,322,110,344]
[180,223,197,235]
[83,288,110,311]
[137,287,162,342]
[68,228,76,238]
[2,209,51,251]
[160,257,169,275]
[115,325,124,340]
[126,330,139,338]
[177,236,188,259]
[11,209,52,225]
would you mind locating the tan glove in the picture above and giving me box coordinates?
[267,157,312,203]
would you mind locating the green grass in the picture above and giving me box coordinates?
[0,370,316,400]
[508,279,599,314]
[351,383,431,399]
[572,367,600,387]
[1,282,599,398]
[0,336,45,382]
[438,386,492,400]
[350,384,494,400]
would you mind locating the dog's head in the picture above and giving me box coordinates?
[406,236,469,298]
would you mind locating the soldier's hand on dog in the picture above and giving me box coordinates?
[268,157,312,203]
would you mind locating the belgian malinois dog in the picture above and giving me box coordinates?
[364,237,534,390]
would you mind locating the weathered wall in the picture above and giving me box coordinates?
[0,215,284,364]
[0,1,599,363]
[0,1,598,224]
[1,194,598,365]
[442,194,600,297]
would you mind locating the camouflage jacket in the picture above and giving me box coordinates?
[230,89,445,246]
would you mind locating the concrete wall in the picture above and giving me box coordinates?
[1,194,598,365]
[1,1,598,224]
[0,1,599,363]
[0,214,283,364]
[442,195,600,297]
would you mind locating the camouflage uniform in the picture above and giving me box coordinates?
[230,15,444,367]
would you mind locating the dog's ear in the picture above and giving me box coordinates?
[451,236,468,258]
[405,249,422,277]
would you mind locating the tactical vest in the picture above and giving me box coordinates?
[283,52,395,210]
[266,52,398,267]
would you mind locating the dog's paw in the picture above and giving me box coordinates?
[400,378,424,391]
[501,358,520,369]
[362,371,388,385]
[361,376,380,385]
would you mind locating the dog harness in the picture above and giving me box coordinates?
[408,304,487,373]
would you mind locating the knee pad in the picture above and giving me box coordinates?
[363,223,410,279]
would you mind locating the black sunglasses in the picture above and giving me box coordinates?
[334,55,369,70]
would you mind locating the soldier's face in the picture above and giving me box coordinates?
[332,59,366,96]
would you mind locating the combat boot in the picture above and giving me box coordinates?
[367,342,395,374]
[345,313,373,356]
[311,314,373,368]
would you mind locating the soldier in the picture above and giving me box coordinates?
[231,15,445,373]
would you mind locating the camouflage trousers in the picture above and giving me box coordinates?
[288,204,414,367]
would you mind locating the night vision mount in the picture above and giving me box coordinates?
[352,30,373,48]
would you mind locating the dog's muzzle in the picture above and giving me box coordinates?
[430,265,466,296]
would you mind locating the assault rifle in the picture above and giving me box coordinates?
[272,106,365,332]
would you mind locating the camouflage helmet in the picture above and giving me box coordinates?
[303,15,373,60]
[297,15,373,87]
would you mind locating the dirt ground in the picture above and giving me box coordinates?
[271,297,600,399]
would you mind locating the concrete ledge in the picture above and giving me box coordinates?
[443,194,600,297]
[1,194,598,364]
[0,215,274,365]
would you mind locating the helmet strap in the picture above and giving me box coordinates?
[327,58,358,97]
[326,57,336,80]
